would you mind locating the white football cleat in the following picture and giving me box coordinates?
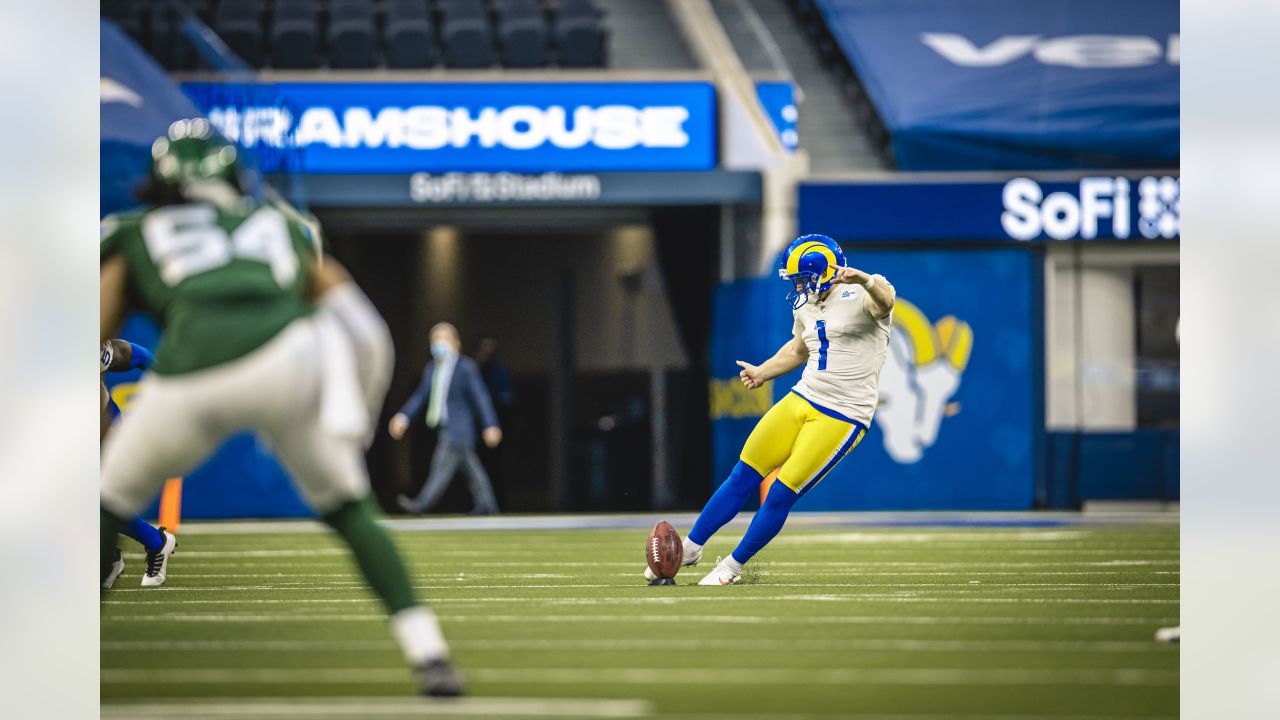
[140,527,177,587]
[697,560,742,586]
[102,554,125,590]
[642,542,702,581]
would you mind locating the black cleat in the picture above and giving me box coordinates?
[416,659,464,697]
[647,577,676,586]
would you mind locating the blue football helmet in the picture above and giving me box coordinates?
[778,234,846,309]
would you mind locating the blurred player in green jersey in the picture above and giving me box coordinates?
[99,119,462,696]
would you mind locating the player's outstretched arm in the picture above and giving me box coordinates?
[736,335,808,389]
[832,266,895,318]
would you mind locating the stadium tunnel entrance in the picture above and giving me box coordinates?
[315,203,734,514]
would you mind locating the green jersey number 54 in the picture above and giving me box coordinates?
[142,204,299,288]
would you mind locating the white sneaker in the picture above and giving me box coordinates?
[103,555,125,590]
[141,528,177,587]
[697,559,742,586]
[643,543,702,581]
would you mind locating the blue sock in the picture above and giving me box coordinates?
[731,480,801,564]
[123,515,164,553]
[688,461,763,546]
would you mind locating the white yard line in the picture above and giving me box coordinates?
[104,595,1178,608]
[170,511,1177,536]
[104,581,1178,593]
[133,570,1176,580]
[102,638,1172,653]
[129,547,1179,557]
[654,714,1173,720]
[120,560,1179,569]
[101,697,651,718]
[100,667,1177,687]
[101,613,1177,625]
[772,531,1103,543]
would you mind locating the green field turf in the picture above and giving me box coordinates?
[101,518,1179,719]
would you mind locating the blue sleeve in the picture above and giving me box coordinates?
[128,343,155,370]
[465,362,500,430]
[105,395,122,422]
[398,364,432,420]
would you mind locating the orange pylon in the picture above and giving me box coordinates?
[158,477,183,533]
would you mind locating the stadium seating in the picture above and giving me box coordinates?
[328,0,378,68]
[494,0,550,68]
[271,0,320,69]
[146,5,181,69]
[785,0,893,165]
[439,0,494,68]
[124,0,610,71]
[102,0,147,44]
[554,0,606,68]
[213,0,267,67]
[384,0,438,68]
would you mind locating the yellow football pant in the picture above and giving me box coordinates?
[740,391,867,495]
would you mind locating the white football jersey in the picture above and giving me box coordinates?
[790,284,893,425]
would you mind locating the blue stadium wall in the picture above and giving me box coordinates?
[711,248,1037,510]
[708,177,1180,511]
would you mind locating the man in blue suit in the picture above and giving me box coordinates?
[389,322,503,515]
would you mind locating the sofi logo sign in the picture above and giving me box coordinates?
[1001,176,1179,240]
[184,81,717,173]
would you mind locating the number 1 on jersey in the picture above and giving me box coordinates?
[816,320,829,370]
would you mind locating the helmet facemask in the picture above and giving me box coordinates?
[780,268,822,309]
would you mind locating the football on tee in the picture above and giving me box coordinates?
[646,521,683,580]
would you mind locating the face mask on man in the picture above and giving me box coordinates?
[431,341,455,361]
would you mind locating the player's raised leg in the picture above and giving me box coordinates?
[270,284,463,697]
[700,399,866,586]
[271,383,462,696]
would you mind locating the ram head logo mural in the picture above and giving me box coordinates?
[876,299,973,463]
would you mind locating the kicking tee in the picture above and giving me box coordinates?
[101,201,315,376]
[790,284,892,425]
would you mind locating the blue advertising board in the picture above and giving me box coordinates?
[754,81,798,153]
[710,248,1035,510]
[183,81,718,173]
[811,0,1178,170]
[799,175,1179,242]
